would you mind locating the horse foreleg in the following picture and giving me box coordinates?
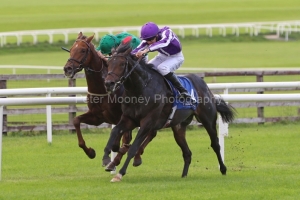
[73,112,103,159]
[111,129,149,182]
[104,117,136,172]
[133,130,157,167]
[105,131,132,171]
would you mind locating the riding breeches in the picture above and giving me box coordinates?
[148,51,184,76]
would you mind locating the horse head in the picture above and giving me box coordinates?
[63,32,102,78]
[104,41,133,92]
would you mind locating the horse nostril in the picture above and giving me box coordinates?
[105,81,110,88]
[105,81,115,90]
[64,66,72,73]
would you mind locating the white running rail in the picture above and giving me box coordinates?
[1,20,300,47]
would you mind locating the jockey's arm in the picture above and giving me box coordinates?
[97,51,108,62]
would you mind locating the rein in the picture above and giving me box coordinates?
[108,55,144,92]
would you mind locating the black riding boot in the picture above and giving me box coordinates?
[164,72,192,101]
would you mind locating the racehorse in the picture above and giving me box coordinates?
[63,32,156,169]
[104,37,236,182]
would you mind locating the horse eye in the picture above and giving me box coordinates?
[81,49,86,53]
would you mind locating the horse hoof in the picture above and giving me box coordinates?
[133,158,142,167]
[110,173,122,182]
[102,157,111,167]
[220,166,227,175]
[105,162,116,172]
[87,148,96,159]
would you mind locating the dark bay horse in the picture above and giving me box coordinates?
[104,39,236,182]
[63,32,156,169]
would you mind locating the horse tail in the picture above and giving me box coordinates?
[215,96,236,123]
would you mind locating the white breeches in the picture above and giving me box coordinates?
[148,51,184,76]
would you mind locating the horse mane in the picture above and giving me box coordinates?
[116,40,155,70]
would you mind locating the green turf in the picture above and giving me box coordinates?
[1,0,300,73]
[1,37,300,69]
[0,123,299,199]
[1,0,300,32]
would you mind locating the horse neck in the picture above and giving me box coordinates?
[84,50,107,94]
[124,63,153,94]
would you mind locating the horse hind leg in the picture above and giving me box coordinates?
[197,115,227,175]
[171,123,192,178]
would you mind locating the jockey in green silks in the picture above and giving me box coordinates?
[96,32,141,61]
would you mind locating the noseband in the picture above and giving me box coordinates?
[107,55,144,92]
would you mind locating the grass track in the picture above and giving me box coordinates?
[1,38,300,70]
[1,123,300,199]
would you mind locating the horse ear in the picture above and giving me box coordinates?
[77,32,83,39]
[87,34,95,43]
[125,47,132,55]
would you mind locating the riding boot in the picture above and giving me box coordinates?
[164,72,192,101]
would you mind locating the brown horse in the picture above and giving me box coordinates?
[63,32,156,169]
[103,39,236,182]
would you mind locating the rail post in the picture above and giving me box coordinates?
[219,88,229,162]
[0,80,7,136]
[68,78,76,133]
[46,93,52,144]
[0,106,3,180]
[256,75,264,124]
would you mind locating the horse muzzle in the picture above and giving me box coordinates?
[105,81,115,93]
[64,65,76,78]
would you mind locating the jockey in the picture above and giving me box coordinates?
[96,32,141,61]
[132,22,192,101]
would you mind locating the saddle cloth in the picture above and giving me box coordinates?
[165,76,198,110]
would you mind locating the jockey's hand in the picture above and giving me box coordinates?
[135,48,149,58]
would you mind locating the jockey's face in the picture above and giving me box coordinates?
[146,36,157,45]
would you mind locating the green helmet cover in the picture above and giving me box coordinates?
[96,34,120,55]
[116,32,141,49]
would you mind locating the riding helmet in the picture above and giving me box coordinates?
[140,22,159,40]
[96,34,120,55]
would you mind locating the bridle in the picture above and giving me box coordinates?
[67,39,104,73]
[107,54,144,92]
[63,39,108,96]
